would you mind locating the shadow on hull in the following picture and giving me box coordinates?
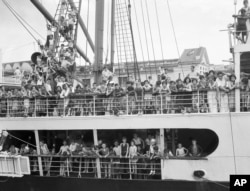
[0,176,229,191]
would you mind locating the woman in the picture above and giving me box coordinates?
[207,75,218,113]
[129,141,138,176]
[216,72,229,113]
[40,140,50,173]
[183,77,192,113]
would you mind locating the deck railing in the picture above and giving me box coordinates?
[0,90,247,118]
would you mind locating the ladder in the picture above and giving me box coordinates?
[115,0,140,80]
[52,0,82,54]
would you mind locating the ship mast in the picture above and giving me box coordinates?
[94,0,105,84]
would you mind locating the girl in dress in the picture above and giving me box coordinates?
[99,143,110,178]
[129,141,138,176]
[40,141,50,169]
[183,77,193,113]
[57,140,70,177]
[160,81,171,113]
[207,76,218,113]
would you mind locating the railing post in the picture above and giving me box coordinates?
[234,52,241,112]
[126,95,129,115]
[93,129,101,178]
[160,94,163,114]
[7,98,10,117]
[63,98,65,117]
[34,130,43,176]
[93,96,96,116]
[160,128,165,180]
[34,98,37,117]
[197,91,200,113]
[46,98,49,117]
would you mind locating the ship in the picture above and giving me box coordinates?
[0,0,249,191]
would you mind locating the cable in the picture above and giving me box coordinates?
[145,0,158,75]
[154,0,164,61]
[3,0,44,41]
[227,96,238,174]
[140,0,152,77]
[132,0,147,79]
[85,0,90,66]
[8,133,37,148]
[166,0,184,77]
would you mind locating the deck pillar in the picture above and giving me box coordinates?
[34,130,43,176]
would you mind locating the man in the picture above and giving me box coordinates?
[187,66,199,80]
[188,139,202,157]
[102,66,113,82]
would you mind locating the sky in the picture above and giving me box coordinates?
[0,0,239,65]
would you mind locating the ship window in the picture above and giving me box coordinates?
[164,129,219,157]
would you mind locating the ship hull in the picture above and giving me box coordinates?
[0,176,229,191]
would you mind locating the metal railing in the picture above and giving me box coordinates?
[27,154,162,180]
[0,90,245,118]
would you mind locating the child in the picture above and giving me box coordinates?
[57,140,70,176]
[126,81,135,114]
[160,81,171,113]
[129,141,138,176]
[176,143,188,157]
[120,137,129,176]
[153,81,162,113]
[99,143,110,178]
[143,80,153,113]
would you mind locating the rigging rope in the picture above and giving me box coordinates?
[154,0,164,61]
[116,0,130,78]
[8,133,37,148]
[3,0,45,41]
[140,0,152,77]
[85,0,90,65]
[144,0,158,75]
[132,0,147,79]
[3,0,39,42]
[166,0,184,77]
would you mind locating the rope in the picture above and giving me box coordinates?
[166,0,184,77]
[132,0,147,79]
[144,0,158,75]
[85,0,90,65]
[8,133,37,148]
[227,96,238,174]
[117,0,130,78]
[3,0,43,42]
[140,0,152,77]
[105,0,111,65]
[154,0,164,61]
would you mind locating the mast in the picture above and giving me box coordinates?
[30,0,91,63]
[110,0,116,69]
[94,0,105,84]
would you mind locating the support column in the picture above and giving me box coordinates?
[34,130,43,176]
[93,129,101,178]
[160,128,165,180]
[234,52,241,112]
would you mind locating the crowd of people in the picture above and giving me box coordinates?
[1,64,249,117]
[6,132,202,179]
